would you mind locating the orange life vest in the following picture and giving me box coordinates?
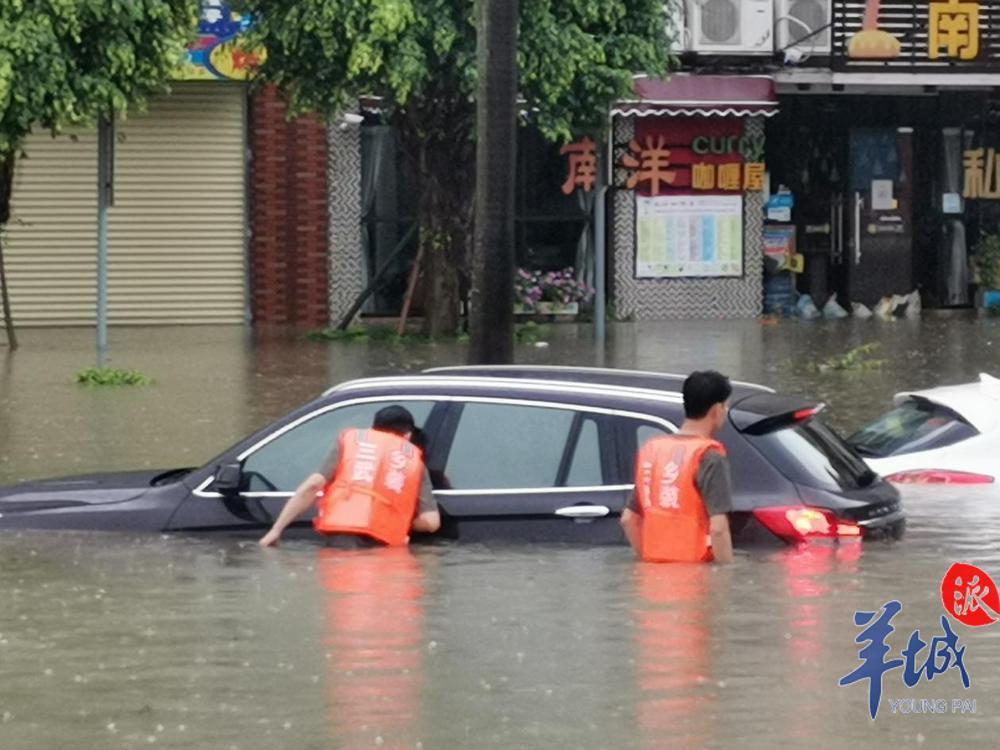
[314,428,424,546]
[634,435,726,563]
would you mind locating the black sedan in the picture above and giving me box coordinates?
[0,366,905,545]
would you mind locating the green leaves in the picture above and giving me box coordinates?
[0,0,199,159]
[240,0,673,141]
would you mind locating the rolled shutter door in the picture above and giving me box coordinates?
[5,82,247,326]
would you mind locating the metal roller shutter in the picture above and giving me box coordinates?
[5,82,247,326]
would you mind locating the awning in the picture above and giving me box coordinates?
[612,74,779,118]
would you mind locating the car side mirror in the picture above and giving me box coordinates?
[213,463,244,496]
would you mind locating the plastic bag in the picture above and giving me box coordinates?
[822,293,849,319]
[873,296,897,319]
[852,302,873,319]
[796,294,821,320]
[904,289,922,318]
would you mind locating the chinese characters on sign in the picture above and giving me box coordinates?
[623,135,679,195]
[962,148,1000,199]
[929,0,981,60]
[558,122,766,198]
[560,137,598,195]
[846,0,981,62]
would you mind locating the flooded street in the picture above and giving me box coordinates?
[2,317,1000,748]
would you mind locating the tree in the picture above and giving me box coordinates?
[469,0,517,364]
[0,0,199,348]
[240,0,672,337]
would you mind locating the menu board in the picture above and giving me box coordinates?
[635,195,744,278]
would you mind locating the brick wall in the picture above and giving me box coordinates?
[249,86,330,328]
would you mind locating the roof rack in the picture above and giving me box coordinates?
[422,364,774,393]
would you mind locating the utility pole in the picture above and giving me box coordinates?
[468,0,518,364]
[96,111,114,367]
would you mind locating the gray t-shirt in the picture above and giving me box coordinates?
[628,448,733,517]
[318,440,438,515]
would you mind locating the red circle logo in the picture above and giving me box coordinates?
[942,562,1000,627]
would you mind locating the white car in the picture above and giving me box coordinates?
[848,374,1000,485]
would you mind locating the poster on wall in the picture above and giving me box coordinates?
[635,194,743,278]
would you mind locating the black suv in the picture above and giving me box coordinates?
[0,366,904,545]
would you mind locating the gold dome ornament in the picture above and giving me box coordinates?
[847,0,902,60]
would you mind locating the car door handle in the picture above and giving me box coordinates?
[554,505,611,518]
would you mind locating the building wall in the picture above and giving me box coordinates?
[610,116,765,319]
[249,85,330,328]
[326,119,364,326]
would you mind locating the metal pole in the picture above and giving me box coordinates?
[96,112,113,367]
[594,185,608,349]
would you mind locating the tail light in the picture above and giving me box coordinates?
[752,505,862,543]
[884,470,994,485]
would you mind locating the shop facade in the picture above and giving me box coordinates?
[605,75,778,319]
[762,0,1000,313]
[4,1,334,329]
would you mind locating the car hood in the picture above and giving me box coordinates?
[0,469,169,510]
[893,373,1000,434]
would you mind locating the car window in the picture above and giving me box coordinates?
[612,418,676,483]
[848,398,979,459]
[241,401,434,492]
[565,417,602,487]
[637,423,670,450]
[748,419,875,491]
[444,403,579,490]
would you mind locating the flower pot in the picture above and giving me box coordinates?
[535,301,579,315]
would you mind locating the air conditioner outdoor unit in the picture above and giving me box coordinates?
[776,0,832,56]
[685,0,773,55]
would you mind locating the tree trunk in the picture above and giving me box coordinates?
[0,152,18,349]
[397,109,475,339]
[469,0,518,364]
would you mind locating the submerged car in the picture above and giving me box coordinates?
[0,367,903,545]
[849,373,1000,485]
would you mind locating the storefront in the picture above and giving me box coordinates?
[4,3,253,326]
[765,0,1000,311]
[607,75,778,319]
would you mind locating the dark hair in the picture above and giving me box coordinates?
[372,405,416,436]
[409,426,428,453]
[682,370,732,420]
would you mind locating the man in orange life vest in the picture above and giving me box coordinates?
[620,371,734,564]
[258,406,441,547]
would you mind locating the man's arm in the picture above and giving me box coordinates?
[410,469,441,533]
[259,472,326,547]
[709,513,733,564]
[698,451,735,564]
[621,507,641,553]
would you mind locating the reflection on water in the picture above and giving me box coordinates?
[319,548,427,750]
[1,318,1000,748]
[633,564,719,750]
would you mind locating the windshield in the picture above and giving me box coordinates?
[847,398,978,459]
[748,419,876,492]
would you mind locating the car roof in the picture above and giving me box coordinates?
[893,373,1000,433]
[421,365,774,402]
[324,366,809,422]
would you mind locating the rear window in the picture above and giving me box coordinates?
[748,419,876,492]
[848,398,978,459]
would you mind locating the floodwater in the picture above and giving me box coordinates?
[1,316,999,749]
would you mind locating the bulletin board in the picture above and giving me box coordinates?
[635,194,744,278]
